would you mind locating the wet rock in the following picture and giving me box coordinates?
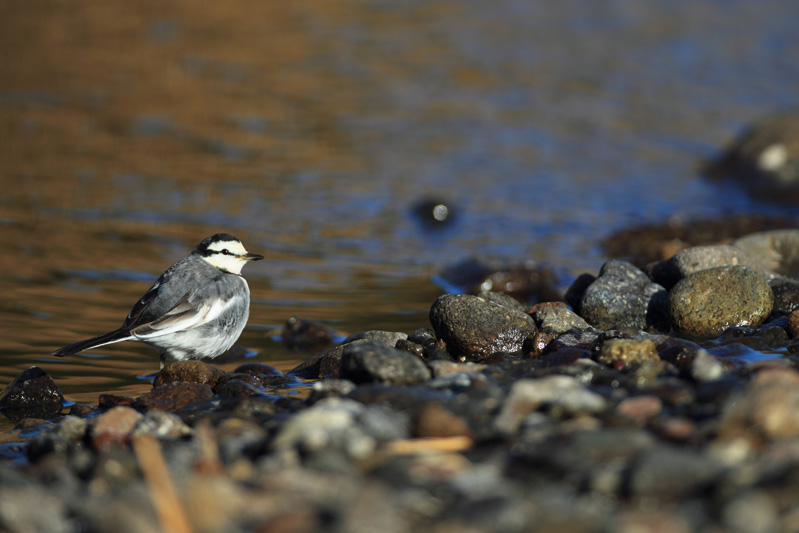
[340,340,431,385]
[528,301,593,335]
[216,377,264,399]
[596,338,659,369]
[281,316,337,352]
[0,366,64,421]
[704,112,799,203]
[344,330,408,347]
[288,343,347,379]
[98,394,134,408]
[153,360,225,388]
[577,260,669,332]
[770,276,799,315]
[90,406,143,452]
[474,290,525,312]
[669,266,774,340]
[646,244,765,290]
[719,368,799,439]
[733,229,799,277]
[132,381,214,412]
[429,293,538,361]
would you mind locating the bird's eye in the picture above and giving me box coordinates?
[221,249,232,256]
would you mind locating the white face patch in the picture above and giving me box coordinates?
[203,239,252,274]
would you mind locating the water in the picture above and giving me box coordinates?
[2,0,798,423]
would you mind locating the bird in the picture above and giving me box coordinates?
[52,233,263,368]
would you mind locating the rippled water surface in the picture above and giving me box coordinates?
[2,0,798,422]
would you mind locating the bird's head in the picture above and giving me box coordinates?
[194,233,263,274]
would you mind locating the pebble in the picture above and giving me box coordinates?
[669,266,774,340]
[733,229,799,276]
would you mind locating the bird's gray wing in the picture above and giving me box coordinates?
[130,290,235,340]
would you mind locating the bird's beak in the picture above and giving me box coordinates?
[243,252,264,261]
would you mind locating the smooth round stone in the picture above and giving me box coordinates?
[669,266,774,340]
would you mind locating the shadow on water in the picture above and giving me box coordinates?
[1,0,798,406]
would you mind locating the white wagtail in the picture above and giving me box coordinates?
[52,233,263,367]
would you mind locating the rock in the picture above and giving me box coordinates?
[90,406,143,452]
[788,310,799,339]
[719,368,799,439]
[627,446,723,499]
[413,403,472,439]
[704,112,799,203]
[596,338,659,369]
[477,291,527,312]
[281,316,337,352]
[344,330,409,346]
[669,266,774,340]
[528,301,593,335]
[564,273,596,313]
[615,395,663,426]
[495,376,607,435]
[429,293,538,361]
[578,260,669,332]
[153,360,225,388]
[340,340,431,385]
[689,350,726,382]
[437,257,562,303]
[131,410,191,439]
[132,382,215,412]
[0,487,71,533]
[307,379,357,403]
[0,366,64,421]
[26,415,89,462]
[733,229,799,277]
[272,398,407,460]
[98,394,134,408]
[646,245,764,290]
[769,276,799,315]
[288,344,346,379]
[216,377,264,399]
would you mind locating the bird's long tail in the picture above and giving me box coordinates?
[52,329,134,357]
